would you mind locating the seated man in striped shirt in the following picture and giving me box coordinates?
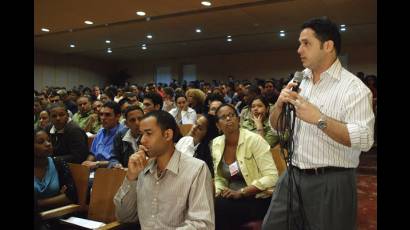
[114,110,215,229]
[262,17,375,230]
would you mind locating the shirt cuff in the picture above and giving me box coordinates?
[116,177,138,202]
[346,123,373,151]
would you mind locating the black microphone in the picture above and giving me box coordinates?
[291,71,304,92]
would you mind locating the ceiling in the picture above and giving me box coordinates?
[34,0,377,62]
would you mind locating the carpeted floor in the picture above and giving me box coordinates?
[357,147,377,230]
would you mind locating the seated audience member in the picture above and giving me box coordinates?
[124,92,144,108]
[36,110,50,130]
[162,87,176,112]
[45,103,89,164]
[114,88,124,103]
[34,97,43,128]
[34,128,77,211]
[114,110,214,229]
[263,80,279,105]
[212,104,278,229]
[92,100,103,115]
[72,96,101,134]
[241,96,279,147]
[142,92,163,114]
[204,93,225,115]
[109,105,144,169]
[37,92,50,110]
[57,89,78,115]
[169,94,197,125]
[48,92,73,118]
[176,114,219,177]
[82,101,124,169]
[186,88,206,114]
[100,93,110,103]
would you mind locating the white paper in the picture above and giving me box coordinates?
[89,171,95,179]
[86,132,95,137]
[61,216,105,229]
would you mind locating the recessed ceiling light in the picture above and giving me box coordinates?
[340,24,346,27]
[280,33,285,37]
[340,28,346,31]
[69,44,75,48]
[147,34,153,39]
[227,35,231,38]
[196,28,202,33]
[227,38,232,42]
[84,20,94,25]
[280,30,285,33]
[136,11,146,16]
[201,1,212,6]
[142,43,147,47]
[142,46,147,50]
[105,40,111,44]
[107,49,112,53]
[41,28,50,32]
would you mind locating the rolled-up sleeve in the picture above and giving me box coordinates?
[345,85,375,152]
[113,177,139,223]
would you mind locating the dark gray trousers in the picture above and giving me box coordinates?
[262,168,357,230]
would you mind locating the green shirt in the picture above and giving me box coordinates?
[72,110,101,134]
[239,103,277,146]
[240,115,279,147]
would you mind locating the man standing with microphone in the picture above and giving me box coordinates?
[113,110,215,229]
[262,17,375,230]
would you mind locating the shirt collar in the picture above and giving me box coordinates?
[103,123,121,135]
[303,58,342,81]
[49,118,72,134]
[143,149,181,176]
[80,110,93,118]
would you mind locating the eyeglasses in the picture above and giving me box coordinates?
[217,112,237,121]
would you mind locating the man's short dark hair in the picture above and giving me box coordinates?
[77,95,92,103]
[124,105,144,119]
[46,102,67,114]
[102,101,121,115]
[246,85,261,95]
[142,110,181,143]
[144,92,163,110]
[205,93,225,105]
[301,17,341,55]
[163,87,175,98]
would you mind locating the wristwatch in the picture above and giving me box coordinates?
[317,113,328,130]
[95,161,101,168]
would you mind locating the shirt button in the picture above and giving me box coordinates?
[154,198,157,201]
[156,181,159,185]
[152,215,155,218]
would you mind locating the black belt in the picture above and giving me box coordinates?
[293,166,353,175]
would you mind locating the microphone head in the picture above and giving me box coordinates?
[293,71,303,83]
[291,71,303,92]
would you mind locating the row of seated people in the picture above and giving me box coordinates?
[34,104,285,229]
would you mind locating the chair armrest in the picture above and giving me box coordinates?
[40,204,81,220]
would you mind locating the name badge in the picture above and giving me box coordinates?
[229,161,240,176]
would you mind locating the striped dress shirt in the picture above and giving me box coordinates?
[114,149,215,229]
[271,59,375,169]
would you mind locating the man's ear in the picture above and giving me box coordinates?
[163,129,174,142]
[324,40,334,53]
[154,104,161,111]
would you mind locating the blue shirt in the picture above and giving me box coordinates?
[34,157,60,199]
[91,123,124,161]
